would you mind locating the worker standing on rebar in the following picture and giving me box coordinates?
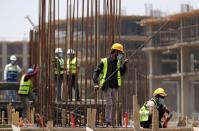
[93,43,128,127]
[54,48,64,101]
[139,88,170,128]
[18,65,39,119]
[66,49,79,101]
[3,55,22,101]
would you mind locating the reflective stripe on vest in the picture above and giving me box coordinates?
[99,58,121,88]
[55,58,64,75]
[67,57,76,74]
[7,66,18,81]
[18,75,32,95]
[139,98,157,122]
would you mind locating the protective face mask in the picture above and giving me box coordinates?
[58,53,64,58]
[117,53,124,60]
[11,60,16,65]
[158,97,165,105]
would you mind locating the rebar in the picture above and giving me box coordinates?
[29,0,148,127]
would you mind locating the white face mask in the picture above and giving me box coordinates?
[117,53,124,60]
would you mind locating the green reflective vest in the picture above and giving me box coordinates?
[67,57,77,74]
[55,57,64,75]
[139,98,157,122]
[99,58,121,88]
[18,75,32,95]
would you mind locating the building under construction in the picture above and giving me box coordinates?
[1,0,199,130]
[142,10,199,118]
[0,0,149,128]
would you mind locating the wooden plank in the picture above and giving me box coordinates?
[27,103,31,122]
[12,111,19,126]
[7,103,12,124]
[87,108,96,128]
[133,95,140,131]
[30,107,35,124]
[47,121,54,130]
[152,107,159,131]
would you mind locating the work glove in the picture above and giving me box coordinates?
[124,58,129,64]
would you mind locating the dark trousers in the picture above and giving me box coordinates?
[55,74,63,100]
[140,120,151,128]
[140,119,162,128]
[19,92,37,119]
[67,74,79,100]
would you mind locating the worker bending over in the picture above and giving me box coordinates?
[139,88,170,128]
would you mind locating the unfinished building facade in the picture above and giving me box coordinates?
[142,10,199,117]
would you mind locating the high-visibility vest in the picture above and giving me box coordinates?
[54,57,64,75]
[18,75,32,95]
[139,98,157,122]
[99,58,121,88]
[6,65,18,81]
[67,57,77,74]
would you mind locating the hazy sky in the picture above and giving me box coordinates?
[0,0,199,41]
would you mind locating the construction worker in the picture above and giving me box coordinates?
[93,43,128,127]
[3,55,22,101]
[18,65,39,119]
[4,55,21,81]
[139,88,170,128]
[66,49,79,100]
[54,48,64,101]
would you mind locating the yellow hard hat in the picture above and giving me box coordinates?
[153,88,167,97]
[111,43,124,53]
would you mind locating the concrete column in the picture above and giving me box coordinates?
[180,47,191,116]
[181,78,192,116]
[177,80,181,118]
[148,51,162,97]
[145,25,153,46]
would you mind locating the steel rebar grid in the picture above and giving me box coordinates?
[29,0,148,127]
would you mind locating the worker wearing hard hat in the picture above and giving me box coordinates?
[18,65,39,119]
[3,55,22,101]
[54,48,64,101]
[66,49,79,100]
[139,88,170,128]
[93,43,128,127]
[4,55,22,81]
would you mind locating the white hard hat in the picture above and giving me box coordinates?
[67,49,75,54]
[10,55,17,61]
[55,48,63,53]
